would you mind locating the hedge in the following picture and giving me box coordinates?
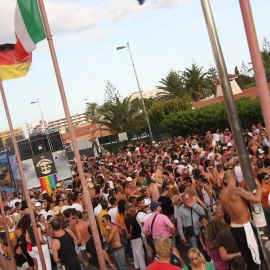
[161,97,263,136]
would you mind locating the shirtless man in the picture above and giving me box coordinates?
[74,211,90,267]
[102,214,127,270]
[219,170,262,270]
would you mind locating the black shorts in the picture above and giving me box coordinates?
[230,226,260,270]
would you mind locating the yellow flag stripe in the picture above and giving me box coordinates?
[0,62,31,80]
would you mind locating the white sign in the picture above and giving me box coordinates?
[118,132,128,142]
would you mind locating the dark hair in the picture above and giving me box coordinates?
[51,219,63,231]
[102,214,111,222]
[70,193,77,203]
[231,256,246,270]
[136,196,144,204]
[74,211,83,219]
[109,197,117,206]
[199,215,208,221]
[118,199,126,215]
[101,200,108,210]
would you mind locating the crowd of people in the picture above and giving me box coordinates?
[0,123,269,270]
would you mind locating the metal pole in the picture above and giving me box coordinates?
[37,1,107,269]
[0,79,47,270]
[36,99,45,127]
[0,192,17,270]
[200,0,270,267]
[239,0,270,138]
[126,42,154,143]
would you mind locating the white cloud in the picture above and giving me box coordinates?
[0,0,188,43]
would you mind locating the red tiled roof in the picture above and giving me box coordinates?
[192,83,270,109]
[62,123,114,143]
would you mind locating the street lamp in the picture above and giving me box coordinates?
[30,99,46,131]
[31,99,52,152]
[116,42,154,143]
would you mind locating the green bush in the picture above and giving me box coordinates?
[161,97,263,136]
[149,97,191,127]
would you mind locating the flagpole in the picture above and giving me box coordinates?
[200,0,270,267]
[0,191,17,270]
[239,0,270,139]
[0,79,47,270]
[37,1,107,269]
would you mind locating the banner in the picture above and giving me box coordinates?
[32,152,57,178]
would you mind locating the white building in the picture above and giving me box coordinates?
[215,74,242,97]
[48,113,88,133]
[129,88,165,101]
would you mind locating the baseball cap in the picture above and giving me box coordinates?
[150,201,161,212]
[35,202,42,207]
[126,177,133,182]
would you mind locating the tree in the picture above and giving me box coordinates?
[85,102,100,122]
[104,81,121,104]
[157,70,186,99]
[4,134,25,149]
[96,96,144,135]
[261,38,270,82]
[182,63,213,101]
[235,63,255,89]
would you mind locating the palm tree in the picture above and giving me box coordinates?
[182,63,213,101]
[95,97,144,135]
[85,102,100,122]
[157,70,186,99]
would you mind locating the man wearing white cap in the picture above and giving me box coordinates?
[35,201,48,220]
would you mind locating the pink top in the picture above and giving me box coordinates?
[143,213,172,239]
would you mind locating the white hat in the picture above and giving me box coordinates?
[258,148,265,154]
[227,142,232,147]
[173,159,179,164]
[35,202,42,207]
[126,177,133,182]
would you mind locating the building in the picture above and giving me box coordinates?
[0,128,24,148]
[48,113,88,133]
[25,120,48,135]
[192,83,260,109]
[215,74,242,97]
[129,88,165,101]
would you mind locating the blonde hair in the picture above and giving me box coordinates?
[155,237,173,259]
[188,248,206,264]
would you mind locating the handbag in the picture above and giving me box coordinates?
[146,213,159,250]
[183,208,195,237]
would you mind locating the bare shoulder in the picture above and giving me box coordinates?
[51,238,60,249]
[232,186,253,200]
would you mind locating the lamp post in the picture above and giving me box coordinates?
[117,42,154,143]
[31,99,52,152]
[31,99,46,131]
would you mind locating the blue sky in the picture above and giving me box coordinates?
[0,0,269,133]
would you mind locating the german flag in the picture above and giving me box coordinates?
[0,42,32,81]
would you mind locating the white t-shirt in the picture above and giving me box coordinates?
[71,203,83,212]
[235,165,244,184]
[108,207,118,223]
[136,211,151,236]
[94,204,102,216]
[9,198,21,209]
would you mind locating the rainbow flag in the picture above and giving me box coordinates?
[39,174,57,195]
